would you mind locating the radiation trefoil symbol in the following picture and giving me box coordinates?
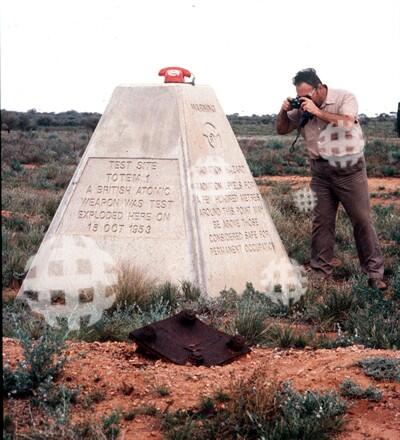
[203,122,222,149]
[293,186,317,213]
[19,235,117,330]
[317,120,365,168]
[260,256,308,305]
[190,154,237,204]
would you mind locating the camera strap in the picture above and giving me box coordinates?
[289,129,301,153]
[289,112,312,153]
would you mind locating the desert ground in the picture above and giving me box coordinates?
[2,112,399,439]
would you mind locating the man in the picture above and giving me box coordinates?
[276,68,386,290]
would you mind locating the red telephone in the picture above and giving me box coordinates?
[158,67,193,84]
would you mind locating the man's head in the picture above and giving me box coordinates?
[292,68,326,107]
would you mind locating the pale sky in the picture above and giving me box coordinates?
[1,0,399,116]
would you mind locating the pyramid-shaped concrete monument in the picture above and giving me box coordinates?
[19,72,305,322]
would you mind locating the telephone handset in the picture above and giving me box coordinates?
[158,67,195,85]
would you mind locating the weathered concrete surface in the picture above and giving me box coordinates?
[19,84,291,300]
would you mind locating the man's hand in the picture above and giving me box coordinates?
[300,97,320,116]
[277,98,297,134]
[300,96,357,125]
[281,97,293,112]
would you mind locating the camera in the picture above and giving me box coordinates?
[287,95,314,151]
[288,96,314,128]
[289,97,302,109]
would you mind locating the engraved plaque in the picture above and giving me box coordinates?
[58,158,185,239]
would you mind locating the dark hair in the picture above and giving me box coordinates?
[292,68,322,87]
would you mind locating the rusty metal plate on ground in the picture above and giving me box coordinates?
[129,309,251,366]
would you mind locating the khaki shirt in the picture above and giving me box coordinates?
[287,86,359,159]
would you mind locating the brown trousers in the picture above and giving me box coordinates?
[309,157,384,279]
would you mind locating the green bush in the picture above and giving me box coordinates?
[149,281,182,312]
[382,166,396,177]
[2,299,46,339]
[293,154,307,166]
[299,271,400,348]
[265,139,284,150]
[3,324,67,397]
[11,158,23,172]
[140,296,173,325]
[339,378,382,401]
[247,160,278,177]
[74,293,174,343]
[75,303,142,342]
[14,408,122,439]
[33,383,80,424]
[373,204,399,242]
[344,276,400,349]
[162,375,347,440]
[180,280,202,302]
[224,290,270,345]
[101,410,121,440]
[263,324,310,348]
[358,357,400,382]
[2,227,27,287]
[305,287,354,327]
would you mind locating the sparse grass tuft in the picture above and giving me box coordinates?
[304,286,354,328]
[180,280,202,302]
[101,410,121,440]
[133,405,159,417]
[114,262,156,308]
[198,396,215,415]
[149,281,182,311]
[154,384,171,397]
[264,324,310,348]
[224,290,269,345]
[82,389,107,408]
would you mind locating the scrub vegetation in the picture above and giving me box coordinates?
[2,111,399,439]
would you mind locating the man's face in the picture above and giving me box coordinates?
[296,82,324,106]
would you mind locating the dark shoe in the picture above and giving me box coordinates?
[368,278,387,291]
[304,259,342,270]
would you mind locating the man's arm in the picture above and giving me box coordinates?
[314,109,356,125]
[300,93,358,125]
[276,98,298,134]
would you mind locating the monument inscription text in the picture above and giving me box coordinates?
[59,157,185,239]
[190,158,275,257]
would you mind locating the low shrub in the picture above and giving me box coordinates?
[224,292,270,345]
[263,324,310,348]
[162,370,347,440]
[75,303,142,342]
[358,357,400,382]
[2,299,46,339]
[3,324,67,397]
[101,410,121,440]
[344,276,400,349]
[339,378,382,401]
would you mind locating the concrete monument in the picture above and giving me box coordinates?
[19,79,305,321]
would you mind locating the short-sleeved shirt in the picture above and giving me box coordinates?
[286,86,359,159]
